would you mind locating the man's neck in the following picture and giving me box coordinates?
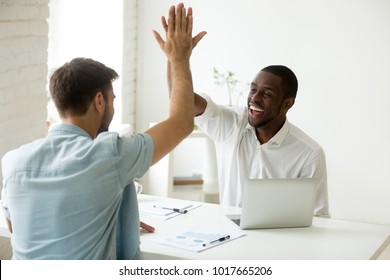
[255,117,286,144]
[60,116,97,139]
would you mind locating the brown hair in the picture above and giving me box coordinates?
[49,58,119,117]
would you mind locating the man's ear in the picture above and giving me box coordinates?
[93,92,105,113]
[284,97,295,110]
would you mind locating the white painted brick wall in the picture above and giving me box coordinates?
[0,0,49,190]
[121,0,138,131]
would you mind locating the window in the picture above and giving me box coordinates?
[47,0,135,133]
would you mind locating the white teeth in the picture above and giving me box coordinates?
[250,105,263,112]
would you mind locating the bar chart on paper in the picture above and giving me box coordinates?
[152,225,245,252]
[169,231,225,247]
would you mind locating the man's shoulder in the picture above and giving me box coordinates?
[96,131,153,148]
[2,137,46,158]
[94,132,154,167]
[288,122,323,151]
[1,137,46,173]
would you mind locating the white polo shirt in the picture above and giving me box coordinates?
[195,94,329,217]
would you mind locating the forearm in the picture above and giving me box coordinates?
[167,60,207,116]
[6,218,12,233]
[147,3,203,165]
[146,61,193,165]
[167,60,172,97]
[168,60,194,126]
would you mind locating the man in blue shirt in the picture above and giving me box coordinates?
[1,3,206,259]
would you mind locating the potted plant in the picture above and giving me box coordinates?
[213,67,249,106]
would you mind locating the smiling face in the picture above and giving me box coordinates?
[247,71,285,127]
[247,70,294,141]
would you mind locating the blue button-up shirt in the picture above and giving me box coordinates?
[1,123,153,259]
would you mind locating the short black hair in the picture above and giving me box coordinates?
[49,58,119,117]
[261,65,298,98]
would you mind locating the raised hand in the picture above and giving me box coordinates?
[153,3,206,62]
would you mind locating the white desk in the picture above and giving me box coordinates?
[1,195,389,260]
[139,195,390,260]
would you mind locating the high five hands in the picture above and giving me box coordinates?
[153,2,207,61]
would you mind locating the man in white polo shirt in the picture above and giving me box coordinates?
[192,65,329,217]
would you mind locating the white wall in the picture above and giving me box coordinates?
[137,0,390,225]
[0,0,49,193]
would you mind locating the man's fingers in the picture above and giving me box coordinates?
[161,16,168,33]
[140,221,155,233]
[180,6,187,32]
[167,5,175,34]
[152,30,165,49]
[175,4,183,31]
[192,31,207,49]
[187,7,193,34]
[155,3,196,60]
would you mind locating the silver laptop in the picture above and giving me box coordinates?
[226,178,318,229]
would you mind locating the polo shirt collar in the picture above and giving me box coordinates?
[49,123,91,138]
[245,119,290,147]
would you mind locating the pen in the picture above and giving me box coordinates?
[202,235,231,247]
[153,205,189,214]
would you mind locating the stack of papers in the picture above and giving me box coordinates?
[151,225,245,252]
[139,201,201,220]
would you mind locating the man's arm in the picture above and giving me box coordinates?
[167,62,207,116]
[164,5,207,117]
[147,3,204,165]
[6,218,12,233]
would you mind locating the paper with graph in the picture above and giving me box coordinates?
[152,225,245,252]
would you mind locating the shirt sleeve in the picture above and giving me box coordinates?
[195,93,245,143]
[115,133,154,187]
[302,147,329,217]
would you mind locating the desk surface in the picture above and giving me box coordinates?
[1,195,389,260]
[139,195,390,260]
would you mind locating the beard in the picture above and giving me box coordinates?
[97,125,108,135]
[247,102,284,129]
[248,114,279,129]
[97,104,112,135]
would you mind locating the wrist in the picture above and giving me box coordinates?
[169,57,190,65]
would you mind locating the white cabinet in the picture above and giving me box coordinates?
[147,130,219,203]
